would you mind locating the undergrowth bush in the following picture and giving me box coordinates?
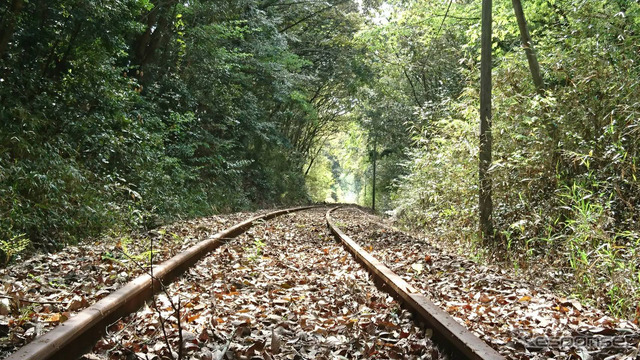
[393,0,640,319]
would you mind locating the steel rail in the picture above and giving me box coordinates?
[8,205,317,360]
[326,207,505,360]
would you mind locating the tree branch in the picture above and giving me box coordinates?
[279,0,348,33]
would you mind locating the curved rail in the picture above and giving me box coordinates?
[325,207,505,360]
[8,205,317,360]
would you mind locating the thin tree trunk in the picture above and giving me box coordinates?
[402,67,422,108]
[0,0,25,57]
[372,138,377,213]
[479,0,494,243]
[511,0,544,93]
[304,154,317,177]
[363,181,367,206]
[52,22,83,77]
[145,12,170,66]
[304,139,327,176]
[512,0,560,171]
[135,7,158,64]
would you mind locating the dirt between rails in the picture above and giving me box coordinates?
[82,207,446,359]
[0,210,273,359]
[330,207,640,360]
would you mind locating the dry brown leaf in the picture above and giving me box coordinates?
[270,329,281,354]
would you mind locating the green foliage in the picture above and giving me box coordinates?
[306,128,369,204]
[350,0,471,211]
[306,154,336,202]
[379,0,640,318]
[246,238,266,262]
[0,234,30,265]
[394,100,478,238]
[0,0,364,262]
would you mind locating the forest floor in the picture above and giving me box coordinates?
[1,206,639,359]
[330,208,639,359]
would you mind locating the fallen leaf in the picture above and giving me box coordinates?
[411,263,423,274]
[45,313,61,322]
[271,329,281,354]
[66,295,88,311]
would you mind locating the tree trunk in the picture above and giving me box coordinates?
[512,0,561,171]
[479,0,494,243]
[402,67,422,108]
[133,0,178,69]
[511,0,544,93]
[372,138,377,213]
[134,8,156,63]
[304,140,326,177]
[145,12,169,66]
[0,0,25,57]
[51,21,83,77]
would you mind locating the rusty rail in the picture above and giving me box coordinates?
[8,205,316,360]
[326,207,505,360]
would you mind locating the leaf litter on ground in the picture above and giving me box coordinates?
[330,207,640,360]
[86,208,445,359]
[6,205,636,359]
[0,211,272,358]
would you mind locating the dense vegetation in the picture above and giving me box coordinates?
[0,0,366,254]
[2,0,639,318]
[309,0,639,317]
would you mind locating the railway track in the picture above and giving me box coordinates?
[6,206,504,360]
[326,207,503,360]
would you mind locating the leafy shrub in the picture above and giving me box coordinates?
[391,0,640,317]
